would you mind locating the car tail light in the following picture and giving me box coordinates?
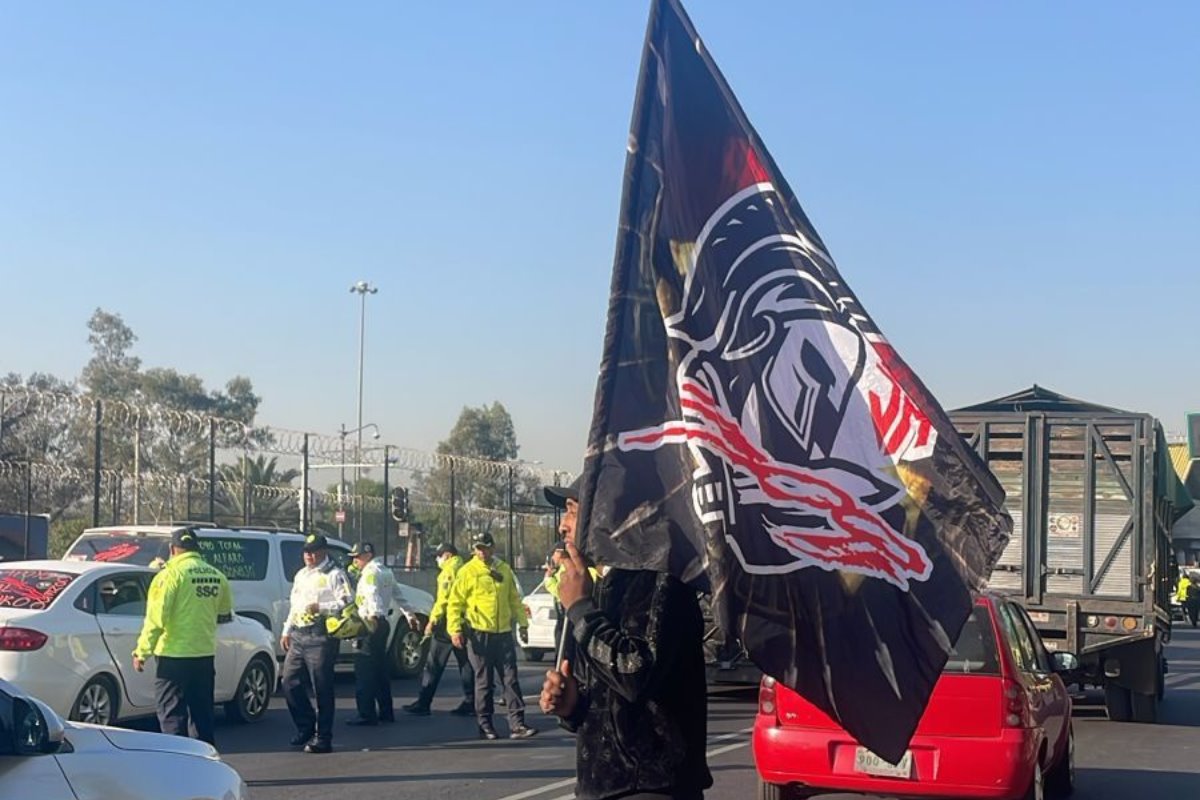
[524,605,532,619]
[1002,679,1031,728]
[758,675,778,718]
[1121,617,1139,632]
[0,627,48,651]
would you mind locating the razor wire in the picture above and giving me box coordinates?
[1,387,575,484]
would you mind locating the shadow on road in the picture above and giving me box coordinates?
[248,767,574,788]
[1080,767,1200,792]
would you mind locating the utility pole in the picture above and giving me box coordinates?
[350,280,378,539]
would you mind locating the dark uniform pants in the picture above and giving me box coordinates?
[354,617,393,721]
[415,622,474,710]
[155,655,216,746]
[466,630,524,729]
[283,629,339,745]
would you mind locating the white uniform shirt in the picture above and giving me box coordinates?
[283,557,353,634]
[354,559,395,620]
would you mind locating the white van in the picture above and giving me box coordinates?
[65,524,432,677]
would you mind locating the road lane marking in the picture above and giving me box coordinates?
[498,726,755,800]
[493,778,577,800]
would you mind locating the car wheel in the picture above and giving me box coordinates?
[1103,683,1132,722]
[757,777,801,800]
[390,619,425,679]
[226,656,273,723]
[1131,689,1158,723]
[1022,760,1045,800]
[1045,724,1075,797]
[525,649,545,663]
[71,676,119,726]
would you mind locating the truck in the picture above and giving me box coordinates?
[949,385,1193,723]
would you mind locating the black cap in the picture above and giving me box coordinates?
[544,474,582,509]
[348,542,375,558]
[302,533,329,553]
[436,543,458,557]
[471,531,495,549]
[172,529,200,550]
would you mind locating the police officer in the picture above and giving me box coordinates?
[403,543,475,716]
[281,533,353,753]
[447,532,538,740]
[133,528,232,747]
[346,542,395,725]
[543,542,569,646]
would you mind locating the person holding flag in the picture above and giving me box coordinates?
[547,0,1010,777]
[541,477,712,800]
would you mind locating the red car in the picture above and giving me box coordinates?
[754,594,1077,800]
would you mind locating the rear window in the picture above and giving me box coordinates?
[943,606,1001,675]
[69,533,269,582]
[0,569,77,610]
[68,534,167,567]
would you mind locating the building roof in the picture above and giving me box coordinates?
[951,385,1133,415]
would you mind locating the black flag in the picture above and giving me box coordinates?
[578,0,1013,763]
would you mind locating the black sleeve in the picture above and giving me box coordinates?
[565,572,684,705]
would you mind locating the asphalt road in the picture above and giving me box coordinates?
[150,630,1200,799]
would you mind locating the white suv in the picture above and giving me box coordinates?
[65,525,432,677]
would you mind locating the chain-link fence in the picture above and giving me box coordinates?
[0,388,573,568]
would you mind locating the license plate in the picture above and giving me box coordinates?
[1029,611,1051,623]
[854,747,913,779]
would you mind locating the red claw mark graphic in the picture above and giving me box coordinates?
[93,542,140,562]
[618,379,933,590]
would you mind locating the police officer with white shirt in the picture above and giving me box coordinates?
[281,533,353,753]
[346,541,396,725]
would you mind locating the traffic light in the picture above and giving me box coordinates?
[391,487,409,522]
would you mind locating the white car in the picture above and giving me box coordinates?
[65,525,434,677]
[518,579,559,662]
[0,677,246,800]
[0,560,276,727]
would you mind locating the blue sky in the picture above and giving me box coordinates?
[2,1,1197,473]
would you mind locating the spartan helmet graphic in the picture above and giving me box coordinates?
[663,184,906,572]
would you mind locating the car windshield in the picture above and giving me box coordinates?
[67,533,167,566]
[943,605,1001,675]
[0,569,77,610]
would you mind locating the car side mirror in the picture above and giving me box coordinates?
[1052,652,1080,673]
[12,698,63,755]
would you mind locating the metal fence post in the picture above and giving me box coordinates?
[449,458,456,549]
[92,400,102,528]
[133,411,141,525]
[208,418,216,523]
[300,433,310,533]
[23,457,32,559]
[508,463,515,563]
[382,445,390,564]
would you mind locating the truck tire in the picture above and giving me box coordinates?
[1104,684,1132,722]
[1131,690,1158,723]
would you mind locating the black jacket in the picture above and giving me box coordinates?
[562,569,712,800]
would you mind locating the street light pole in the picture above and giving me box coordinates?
[338,424,347,539]
[350,280,378,540]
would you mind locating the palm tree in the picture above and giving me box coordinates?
[214,455,301,527]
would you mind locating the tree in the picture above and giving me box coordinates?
[414,402,541,550]
[80,309,140,399]
[0,373,91,522]
[213,455,301,526]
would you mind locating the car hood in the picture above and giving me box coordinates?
[395,584,433,614]
[70,721,219,760]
